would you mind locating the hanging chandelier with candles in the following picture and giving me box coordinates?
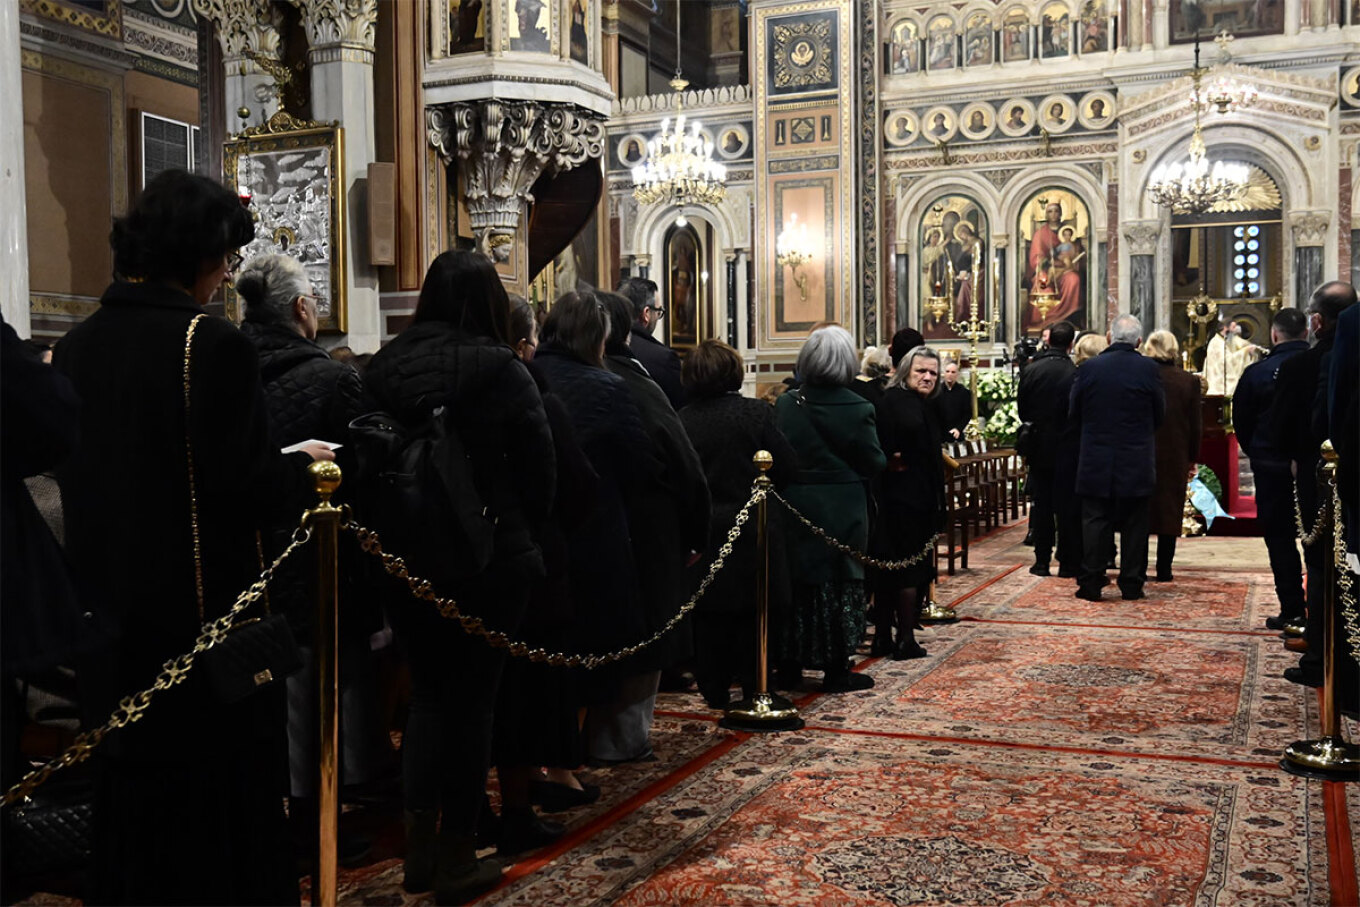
[631,4,726,220]
[1146,33,1249,215]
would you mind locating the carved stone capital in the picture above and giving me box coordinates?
[1289,210,1331,247]
[191,0,281,59]
[1122,220,1162,256]
[991,233,1010,250]
[428,100,606,261]
[289,0,377,52]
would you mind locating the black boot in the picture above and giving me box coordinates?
[403,809,439,893]
[1154,534,1176,582]
[498,806,566,856]
[434,831,501,905]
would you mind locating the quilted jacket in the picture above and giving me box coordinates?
[241,320,365,447]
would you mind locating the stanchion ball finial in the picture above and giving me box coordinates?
[1321,439,1337,463]
[753,450,774,472]
[309,460,342,502]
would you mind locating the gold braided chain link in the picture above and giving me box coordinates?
[1293,483,1327,548]
[1,527,312,809]
[769,490,938,570]
[348,487,765,670]
[1330,476,1360,664]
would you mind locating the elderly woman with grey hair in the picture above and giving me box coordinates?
[869,345,946,659]
[774,326,887,692]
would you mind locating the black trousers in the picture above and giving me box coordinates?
[1030,467,1081,570]
[1080,495,1150,595]
[1251,459,1305,619]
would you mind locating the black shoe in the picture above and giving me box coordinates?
[1121,589,1146,601]
[402,809,439,893]
[822,672,875,692]
[1075,588,1103,602]
[1057,567,1079,578]
[1283,667,1322,688]
[1265,614,1295,631]
[891,640,928,660]
[869,633,893,657]
[1153,572,1173,582]
[1029,563,1051,577]
[530,780,601,813]
[435,857,502,906]
[498,809,566,856]
[1023,529,1034,546]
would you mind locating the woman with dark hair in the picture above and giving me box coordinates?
[774,326,886,692]
[532,291,656,762]
[1141,330,1201,581]
[596,293,710,750]
[364,250,556,902]
[679,340,798,707]
[54,169,333,905]
[870,345,947,660]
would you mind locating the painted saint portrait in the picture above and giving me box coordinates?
[449,0,485,53]
[927,16,956,71]
[923,107,957,142]
[1020,189,1091,334]
[921,196,989,341]
[1041,2,1071,57]
[569,0,589,64]
[1001,8,1030,62]
[1079,0,1109,53]
[1170,0,1283,41]
[885,112,917,146]
[887,20,920,74]
[619,137,644,167]
[1079,91,1117,128]
[666,223,702,348]
[964,13,993,67]
[720,128,746,157]
[1041,96,1074,130]
[999,99,1034,136]
[510,0,550,52]
[960,104,994,138]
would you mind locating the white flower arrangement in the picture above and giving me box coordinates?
[973,369,1018,407]
[983,399,1022,446]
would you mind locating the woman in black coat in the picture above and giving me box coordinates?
[596,293,710,743]
[364,251,556,902]
[678,340,797,707]
[1142,331,1201,581]
[531,292,656,762]
[54,170,332,905]
[871,345,947,660]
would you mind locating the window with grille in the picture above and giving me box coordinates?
[1231,225,1263,298]
[140,113,194,187]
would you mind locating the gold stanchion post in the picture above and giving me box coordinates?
[308,461,344,906]
[1281,442,1360,781]
[721,452,805,732]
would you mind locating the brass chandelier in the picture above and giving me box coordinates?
[630,2,727,221]
[1146,35,1249,215]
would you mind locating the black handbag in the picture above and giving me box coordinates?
[182,315,302,705]
[2,773,93,877]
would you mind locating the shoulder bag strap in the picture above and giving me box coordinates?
[182,314,208,623]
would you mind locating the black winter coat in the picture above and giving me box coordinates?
[871,386,945,590]
[936,382,973,436]
[1149,362,1202,535]
[1069,342,1165,498]
[629,325,686,410]
[364,321,555,587]
[1266,332,1333,468]
[1234,339,1309,464]
[1017,348,1076,469]
[241,320,364,447]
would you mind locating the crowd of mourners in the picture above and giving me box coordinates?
[2,169,1357,906]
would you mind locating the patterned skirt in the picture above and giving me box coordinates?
[777,579,867,671]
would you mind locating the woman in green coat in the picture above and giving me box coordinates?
[775,326,887,691]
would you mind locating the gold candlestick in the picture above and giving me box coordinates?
[947,241,1001,444]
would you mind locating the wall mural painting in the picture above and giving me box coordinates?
[449,0,485,53]
[1019,188,1090,335]
[920,196,988,341]
[964,13,993,67]
[665,223,702,349]
[1170,0,1283,41]
[1079,0,1109,53]
[1040,2,1071,57]
[1001,8,1030,62]
[510,0,550,52]
[927,16,955,71]
[887,20,920,74]
[568,0,588,64]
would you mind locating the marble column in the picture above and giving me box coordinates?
[1290,210,1330,306]
[725,252,738,347]
[1122,220,1160,337]
[1151,0,1169,48]
[1,0,29,334]
[635,255,651,281]
[895,246,908,330]
[191,0,282,136]
[296,0,381,352]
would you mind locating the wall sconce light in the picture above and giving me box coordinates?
[776,213,813,302]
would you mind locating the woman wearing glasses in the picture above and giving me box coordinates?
[54,170,333,904]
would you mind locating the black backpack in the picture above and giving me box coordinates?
[347,406,496,590]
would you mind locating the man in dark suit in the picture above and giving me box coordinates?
[1234,307,1310,638]
[617,277,685,410]
[936,358,973,438]
[1069,314,1165,601]
[1018,320,1076,576]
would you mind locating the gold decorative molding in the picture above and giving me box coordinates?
[30,294,100,317]
[19,0,121,39]
[771,17,833,90]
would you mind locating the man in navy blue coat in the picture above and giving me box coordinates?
[1069,314,1165,600]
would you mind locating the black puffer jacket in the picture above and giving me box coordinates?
[241,320,364,446]
[364,321,556,574]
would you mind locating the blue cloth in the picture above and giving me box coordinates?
[1188,477,1231,528]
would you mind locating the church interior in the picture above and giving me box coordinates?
[4,0,1360,903]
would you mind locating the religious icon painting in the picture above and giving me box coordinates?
[1000,7,1030,62]
[998,97,1035,136]
[1170,0,1283,41]
[1040,2,1071,58]
[1039,94,1076,133]
[448,0,486,53]
[919,196,989,341]
[665,222,703,350]
[1018,188,1091,335]
[717,125,749,159]
[964,13,993,67]
[1342,66,1360,108]
[1077,90,1117,129]
[926,15,956,71]
[1078,0,1109,54]
[922,106,958,143]
[885,110,919,147]
[567,0,589,64]
[510,0,550,52]
[959,102,996,140]
[886,20,920,74]
[618,134,646,169]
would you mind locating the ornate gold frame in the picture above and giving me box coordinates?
[224,117,347,333]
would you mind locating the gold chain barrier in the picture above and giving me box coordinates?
[1281,441,1360,781]
[1293,484,1327,548]
[2,524,313,809]
[770,490,939,571]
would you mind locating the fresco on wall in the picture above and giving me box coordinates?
[1170,0,1283,41]
[964,13,993,66]
[1019,189,1091,335]
[568,0,589,64]
[666,223,702,349]
[1001,8,1030,62]
[927,16,956,70]
[449,0,486,53]
[1040,2,1071,57]
[1079,0,1109,52]
[510,0,550,52]
[921,196,989,341]
[887,20,920,73]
